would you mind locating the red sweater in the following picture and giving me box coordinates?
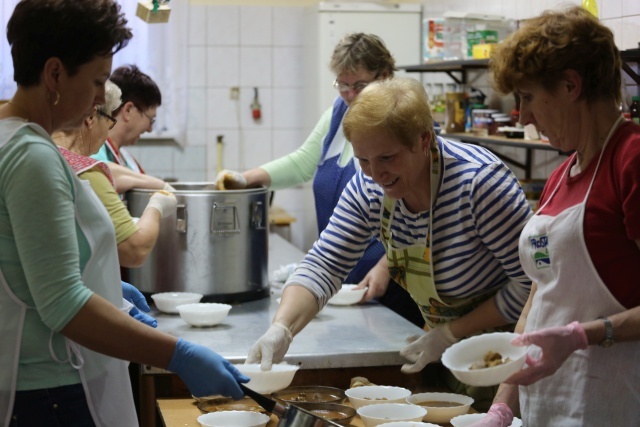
[537,121,640,308]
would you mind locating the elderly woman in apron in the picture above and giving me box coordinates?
[246,77,532,408]
[0,1,247,425]
[473,7,640,427]
[215,33,424,327]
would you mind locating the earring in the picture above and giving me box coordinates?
[52,91,60,106]
[423,147,428,157]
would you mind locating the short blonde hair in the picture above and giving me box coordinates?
[98,79,122,116]
[490,6,621,104]
[343,77,435,149]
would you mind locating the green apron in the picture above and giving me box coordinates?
[379,139,498,411]
[379,140,497,330]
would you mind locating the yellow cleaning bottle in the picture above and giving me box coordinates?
[582,0,598,17]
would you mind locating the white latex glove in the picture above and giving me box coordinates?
[400,323,459,373]
[468,403,514,427]
[215,169,247,190]
[145,190,177,218]
[163,182,176,191]
[245,322,293,371]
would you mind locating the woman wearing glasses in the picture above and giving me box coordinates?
[217,33,424,328]
[53,80,177,268]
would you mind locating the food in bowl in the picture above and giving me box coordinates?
[450,413,523,427]
[290,402,356,425]
[345,385,412,409]
[272,386,345,403]
[469,350,510,370]
[406,392,474,424]
[357,403,427,427]
[197,410,270,427]
[176,302,231,327]
[150,292,203,313]
[196,398,266,414]
[327,284,367,306]
[235,363,299,394]
[441,332,527,387]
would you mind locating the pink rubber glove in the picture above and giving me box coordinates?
[468,403,514,427]
[505,321,588,386]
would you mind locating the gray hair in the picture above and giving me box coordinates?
[98,79,122,116]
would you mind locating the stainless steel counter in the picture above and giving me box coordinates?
[146,233,424,372]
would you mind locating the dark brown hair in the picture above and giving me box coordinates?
[110,65,162,114]
[490,6,621,104]
[7,0,132,87]
[330,33,396,78]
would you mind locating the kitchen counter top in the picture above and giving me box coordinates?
[145,233,425,372]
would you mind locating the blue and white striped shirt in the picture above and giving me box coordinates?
[287,137,532,323]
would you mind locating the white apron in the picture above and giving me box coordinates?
[0,120,138,426]
[518,117,640,426]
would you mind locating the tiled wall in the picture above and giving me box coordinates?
[128,0,640,251]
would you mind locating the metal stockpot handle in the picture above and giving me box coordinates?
[176,204,187,233]
[251,201,267,230]
[210,202,240,235]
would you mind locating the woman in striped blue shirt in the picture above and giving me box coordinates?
[248,77,532,395]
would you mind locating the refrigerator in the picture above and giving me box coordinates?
[303,1,422,130]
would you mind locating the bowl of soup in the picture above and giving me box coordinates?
[406,392,474,424]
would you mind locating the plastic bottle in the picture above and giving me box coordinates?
[582,0,598,18]
[631,96,640,125]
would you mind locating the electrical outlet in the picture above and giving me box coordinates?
[229,87,240,100]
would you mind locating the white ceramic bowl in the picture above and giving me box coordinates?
[406,392,473,424]
[176,303,231,327]
[378,423,440,427]
[345,385,412,410]
[327,284,367,306]
[235,363,299,394]
[151,292,203,314]
[357,403,427,427]
[450,413,522,427]
[441,332,527,387]
[197,410,270,427]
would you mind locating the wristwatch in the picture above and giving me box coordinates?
[598,316,614,347]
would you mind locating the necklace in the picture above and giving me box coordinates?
[6,100,30,121]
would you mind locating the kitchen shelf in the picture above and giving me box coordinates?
[621,48,640,85]
[444,132,566,180]
[399,58,489,85]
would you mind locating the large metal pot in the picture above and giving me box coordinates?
[125,183,269,303]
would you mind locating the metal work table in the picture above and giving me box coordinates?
[138,233,425,426]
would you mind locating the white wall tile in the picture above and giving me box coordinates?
[187,88,207,130]
[622,0,640,16]
[240,47,273,87]
[139,146,175,173]
[603,18,623,49]
[206,129,240,178]
[206,47,239,87]
[206,6,240,46]
[273,7,306,46]
[621,15,640,50]
[174,145,207,173]
[272,129,306,159]
[206,88,240,129]
[273,47,304,88]
[602,0,623,19]
[240,6,273,46]
[188,47,207,87]
[273,88,304,128]
[238,129,273,170]
[185,128,207,147]
[188,4,207,46]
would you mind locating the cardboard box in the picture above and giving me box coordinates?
[136,1,171,24]
[423,18,445,62]
[467,30,499,58]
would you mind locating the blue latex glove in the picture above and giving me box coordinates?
[130,306,158,328]
[168,339,249,400]
[122,281,150,311]
[121,281,157,328]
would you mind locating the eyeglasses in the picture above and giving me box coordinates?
[97,110,117,130]
[333,78,377,93]
[134,105,156,126]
